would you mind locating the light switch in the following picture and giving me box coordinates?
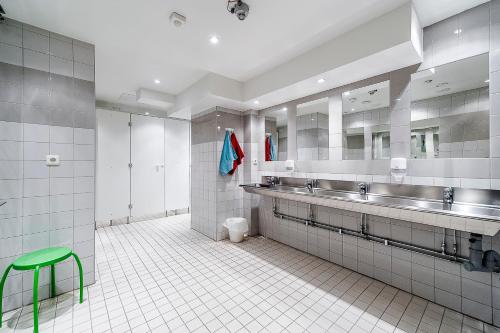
[46,155,60,166]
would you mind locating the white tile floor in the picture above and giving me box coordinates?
[1,214,499,333]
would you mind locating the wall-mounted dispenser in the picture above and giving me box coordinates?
[390,158,407,181]
[285,160,295,171]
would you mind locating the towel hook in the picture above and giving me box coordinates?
[225,128,234,133]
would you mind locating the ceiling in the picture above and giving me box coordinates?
[412,0,490,26]
[1,0,489,116]
[1,0,407,102]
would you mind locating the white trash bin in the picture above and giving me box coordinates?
[224,217,248,243]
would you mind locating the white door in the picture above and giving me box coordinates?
[131,114,165,219]
[165,119,190,211]
[95,109,130,225]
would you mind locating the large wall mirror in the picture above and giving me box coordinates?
[342,80,390,160]
[296,98,329,160]
[410,53,489,159]
[264,108,287,161]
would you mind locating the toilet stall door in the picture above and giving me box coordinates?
[131,114,165,220]
[95,109,130,226]
[164,118,190,212]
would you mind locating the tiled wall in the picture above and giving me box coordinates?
[0,19,95,312]
[258,198,500,325]
[253,0,500,326]
[191,108,245,241]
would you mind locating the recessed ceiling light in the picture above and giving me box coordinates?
[453,29,462,35]
[209,35,219,44]
[344,91,350,96]
[282,107,287,111]
[395,98,401,101]
[317,78,325,84]
[429,68,435,74]
[154,79,160,84]
[145,112,150,115]
[351,108,355,112]
[485,79,490,83]
[253,100,260,105]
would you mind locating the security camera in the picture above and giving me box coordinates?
[227,0,249,21]
[0,5,5,21]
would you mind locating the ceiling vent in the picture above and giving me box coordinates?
[136,89,175,109]
[169,12,186,27]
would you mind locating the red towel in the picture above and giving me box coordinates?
[228,133,244,175]
[265,136,271,161]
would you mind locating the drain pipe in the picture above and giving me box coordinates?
[463,234,500,273]
[272,206,468,264]
[441,228,447,255]
[453,229,458,257]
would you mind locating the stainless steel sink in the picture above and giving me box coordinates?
[241,180,500,223]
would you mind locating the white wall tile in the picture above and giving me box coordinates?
[0,141,23,160]
[74,128,95,145]
[49,126,73,144]
[49,177,73,195]
[24,161,49,179]
[23,142,49,161]
[74,177,94,194]
[49,143,73,161]
[23,124,49,143]
[23,178,49,197]
[23,196,50,216]
[0,122,22,141]
[49,194,73,213]
[74,144,95,161]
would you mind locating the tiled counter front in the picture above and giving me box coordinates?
[0,18,96,312]
[258,198,500,326]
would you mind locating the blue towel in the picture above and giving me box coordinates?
[219,131,238,175]
[269,134,277,161]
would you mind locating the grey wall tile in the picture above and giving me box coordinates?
[74,62,94,82]
[22,29,49,53]
[0,103,22,122]
[73,43,94,66]
[50,56,73,77]
[0,81,22,104]
[0,23,22,47]
[22,105,51,125]
[0,43,22,66]
[23,49,50,72]
[49,37,73,60]
[23,68,50,107]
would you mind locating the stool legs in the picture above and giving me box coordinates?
[71,253,84,303]
[0,264,13,328]
[50,265,56,298]
[33,265,40,333]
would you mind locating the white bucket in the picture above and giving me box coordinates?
[224,217,248,243]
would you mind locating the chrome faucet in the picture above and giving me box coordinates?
[358,183,368,196]
[443,187,454,205]
[305,179,316,193]
[266,176,279,187]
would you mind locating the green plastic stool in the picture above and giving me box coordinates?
[0,247,84,333]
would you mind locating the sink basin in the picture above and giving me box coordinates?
[241,183,500,222]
